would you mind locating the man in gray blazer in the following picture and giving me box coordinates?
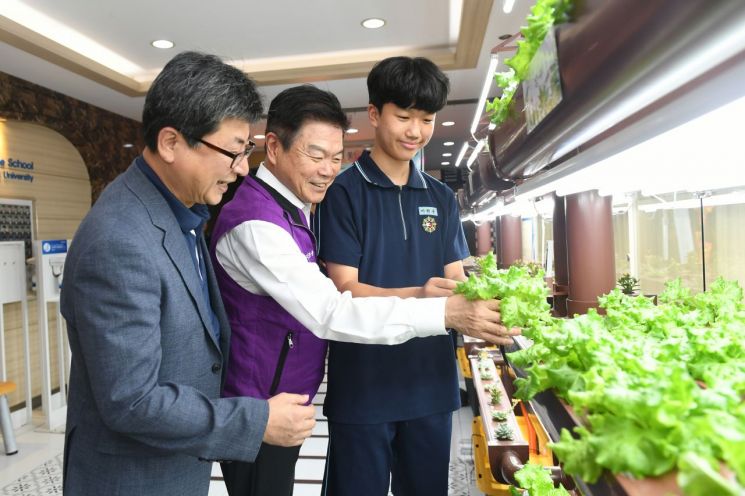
[61,51,315,495]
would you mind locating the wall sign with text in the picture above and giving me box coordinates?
[0,157,35,183]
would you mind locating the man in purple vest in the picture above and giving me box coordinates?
[209,85,518,496]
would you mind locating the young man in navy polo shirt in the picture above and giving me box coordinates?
[316,57,469,495]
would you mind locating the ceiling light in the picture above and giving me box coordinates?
[361,18,385,29]
[2,1,143,75]
[441,161,451,166]
[471,54,499,135]
[442,153,452,157]
[253,134,265,139]
[466,140,485,169]
[503,0,516,14]
[347,128,359,134]
[441,121,455,127]
[455,143,469,167]
[151,39,174,49]
[122,143,134,148]
[444,141,455,146]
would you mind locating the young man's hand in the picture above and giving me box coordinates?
[417,277,458,297]
[443,294,521,345]
[263,393,315,446]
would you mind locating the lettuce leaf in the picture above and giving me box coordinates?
[513,462,571,496]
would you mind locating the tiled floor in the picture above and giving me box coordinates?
[0,379,481,496]
[0,420,65,495]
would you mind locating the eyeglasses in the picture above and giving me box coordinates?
[197,138,256,169]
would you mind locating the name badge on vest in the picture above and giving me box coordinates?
[419,206,438,233]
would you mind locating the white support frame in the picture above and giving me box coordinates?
[0,241,33,427]
[35,240,71,431]
[0,197,35,428]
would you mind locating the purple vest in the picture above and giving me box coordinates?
[210,175,327,400]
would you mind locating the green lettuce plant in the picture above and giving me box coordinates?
[496,423,515,441]
[486,0,573,126]
[459,254,745,493]
[508,278,745,494]
[455,252,552,336]
[509,463,570,496]
[492,410,509,422]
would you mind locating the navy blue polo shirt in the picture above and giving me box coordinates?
[314,150,469,424]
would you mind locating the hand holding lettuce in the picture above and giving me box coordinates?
[454,253,552,335]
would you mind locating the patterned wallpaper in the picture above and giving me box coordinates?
[0,71,143,204]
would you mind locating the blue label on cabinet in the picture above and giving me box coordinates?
[42,240,67,254]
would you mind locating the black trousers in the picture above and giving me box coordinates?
[221,443,301,496]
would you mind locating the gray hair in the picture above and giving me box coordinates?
[142,51,263,150]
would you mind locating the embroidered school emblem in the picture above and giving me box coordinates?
[422,216,437,233]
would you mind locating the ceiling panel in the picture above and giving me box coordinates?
[19,0,452,73]
[1,0,534,180]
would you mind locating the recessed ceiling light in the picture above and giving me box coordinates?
[347,128,359,134]
[441,161,451,165]
[502,0,516,14]
[123,143,134,148]
[442,153,452,157]
[253,134,265,139]
[441,121,455,127]
[444,141,455,146]
[151,39,174,49]
[361,18,386,29]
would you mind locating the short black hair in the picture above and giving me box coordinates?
[367,56,449,113]
[265,85,350,149]
[142,51,263,151]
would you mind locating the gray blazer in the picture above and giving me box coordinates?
[61,162,268,495]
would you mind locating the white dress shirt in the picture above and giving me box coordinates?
[215,165,448,345]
